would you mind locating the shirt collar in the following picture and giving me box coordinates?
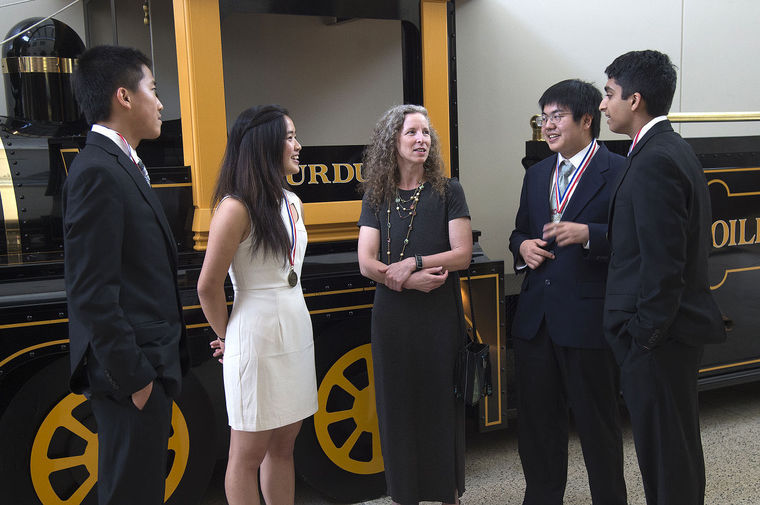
[91,124,144,166]
[633,115,668,145]
[559,139,595,168]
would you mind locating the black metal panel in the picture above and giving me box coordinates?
[0,119,194,272]
[220,0,420,27]
[401,20,423,105]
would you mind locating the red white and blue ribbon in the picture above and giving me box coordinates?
[284,191,297,269]
[628,128,643,156]
[116,132,150,183]
[553,139,598,216]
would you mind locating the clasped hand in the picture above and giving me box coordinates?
[380,257,447,292]
[541,221,589,247]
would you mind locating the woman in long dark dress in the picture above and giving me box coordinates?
[357,104,472,505]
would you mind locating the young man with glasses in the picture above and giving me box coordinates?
[600,50,725,505]
[509,79,627,505]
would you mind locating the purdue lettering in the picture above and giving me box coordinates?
[308,164,330,184]
[712,217,760,248]
[286,162,365,186]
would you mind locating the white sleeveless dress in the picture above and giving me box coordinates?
[222,190,318,431]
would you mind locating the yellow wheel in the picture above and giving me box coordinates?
[0,358,215,505]
[29,393,190,504]
[313,343,383,474]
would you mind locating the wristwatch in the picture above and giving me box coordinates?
[415,254,423,270]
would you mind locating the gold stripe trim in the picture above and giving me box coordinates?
[151,183,192,188]
[2,56,77,74]
[704,167,760,174]
[303,286,376,298]
[0,137,21,263]
[710,266,760,290]
[309,304,373,315]
[700,358,760,374]
[0,318,68,330]
[707,179,760,198]
[59,148,79,176]
[0,339,69,368]
[667,111,760,123]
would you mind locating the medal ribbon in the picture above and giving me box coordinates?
[116,132,139,168]
[628,128,643,155]
[116,132,150,183]
[554,139,598,215]
[284,191,297,269]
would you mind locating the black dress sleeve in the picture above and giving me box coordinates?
[357,193,382,229]
[446,178,471,221]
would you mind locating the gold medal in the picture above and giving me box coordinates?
[288,268,298,288]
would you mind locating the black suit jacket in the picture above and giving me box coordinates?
[509,143,625,349]
[63,131,188,399]
[604,120,725,355]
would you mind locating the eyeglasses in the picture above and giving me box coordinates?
[536,112,570,127]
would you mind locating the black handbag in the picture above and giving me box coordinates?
[454,270,493,406]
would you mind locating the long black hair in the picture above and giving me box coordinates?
[212,105,291,264]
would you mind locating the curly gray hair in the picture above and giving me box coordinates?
[361,104,447,210]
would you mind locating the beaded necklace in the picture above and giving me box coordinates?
[386,182,424,264]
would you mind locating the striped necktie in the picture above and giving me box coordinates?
[137,159,151,184]
[558,160,573,194]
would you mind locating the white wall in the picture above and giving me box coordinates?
[456,0,760,263]
[221,14,403,145]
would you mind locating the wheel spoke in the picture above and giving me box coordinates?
[43,454,90,472]
[339,425,362,453]
[322,409,354,425]
[59,413,96,444]
[334,374,361,398]
[64,472,97,505]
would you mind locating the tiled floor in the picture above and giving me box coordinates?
[202,381,760,505]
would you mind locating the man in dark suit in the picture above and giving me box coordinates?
[509,79,627,505]
[63,46,187,505]
[600,50,726,505]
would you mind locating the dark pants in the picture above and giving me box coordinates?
[514,323,627,505]
[89,381,172,505]
[619,338,705,505]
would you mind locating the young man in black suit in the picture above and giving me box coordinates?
[600,50,726,505]
[63,46,187,505]
[509,79,627,505]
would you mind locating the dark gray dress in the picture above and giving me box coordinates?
[358,178,470,505]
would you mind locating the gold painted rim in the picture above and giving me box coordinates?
[2,56,77,74]
[667,111,760,123]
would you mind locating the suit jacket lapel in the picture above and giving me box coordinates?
[561,144,607,223]
[87,132,179,265]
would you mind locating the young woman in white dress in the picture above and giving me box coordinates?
[198,105,317,505]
